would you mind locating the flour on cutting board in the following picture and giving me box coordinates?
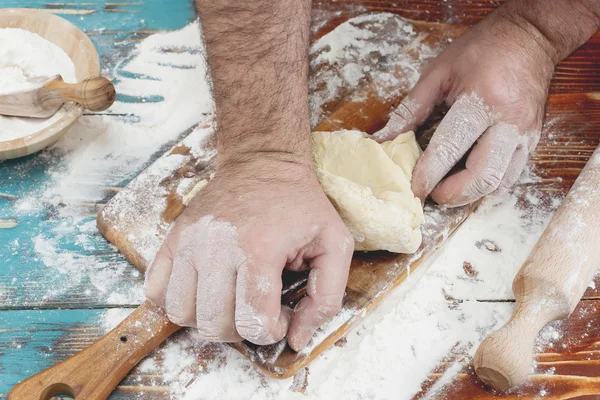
[0,28,77,141]
[309,13,441,128]
[18,21,213,304]
[13,14,577,400]
[99,169,565,400]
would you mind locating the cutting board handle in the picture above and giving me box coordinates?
[8,301,181,400]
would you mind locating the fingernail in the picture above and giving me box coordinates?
[167,313,189,327]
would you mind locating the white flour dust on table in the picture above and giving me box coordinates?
[9,14,580,400]
[10,22,214,305]
[100,175,565,399]
[0,28,77,141]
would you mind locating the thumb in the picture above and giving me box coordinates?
[373,66,445,143]
[144,239,175,309]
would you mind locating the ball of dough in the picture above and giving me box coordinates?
[313,130,424,253]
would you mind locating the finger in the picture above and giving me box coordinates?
[144,240,174,309]
[411,93,492,200]
[235,255,291,345]
[373,67,446,142]
[430,122,518,207]
[195,232,245,342]
[287,229,354,352]
[165,245,199,327]
[491,146,529,195]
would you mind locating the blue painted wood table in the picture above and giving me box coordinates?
[0,1,199,397]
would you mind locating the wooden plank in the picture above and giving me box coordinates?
[0,307,220,397]
[0,0,198,310]
[3,301,600,399]
[1,0,600,397]
[0,308,107,393]
[95,6,600,381]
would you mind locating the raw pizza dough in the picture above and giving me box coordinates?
[313,130,424,253]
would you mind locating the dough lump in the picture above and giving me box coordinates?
[313,130,424,253]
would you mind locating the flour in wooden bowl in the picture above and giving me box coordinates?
[0,28,77,141]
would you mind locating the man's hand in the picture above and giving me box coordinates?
[375,0,600,207]
[145,158,353,350]
[142,0,354,351]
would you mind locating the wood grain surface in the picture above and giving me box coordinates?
[1,0,600,398]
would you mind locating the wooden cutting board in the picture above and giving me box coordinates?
[97,14,473,378]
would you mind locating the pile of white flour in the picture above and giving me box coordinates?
[0,28,77,141]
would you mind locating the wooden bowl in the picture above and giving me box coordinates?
[0,8,100,160]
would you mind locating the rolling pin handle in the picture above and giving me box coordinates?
[475,146,600,391]
[474,279,572,390]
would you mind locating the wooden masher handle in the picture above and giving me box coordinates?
[8,301,180,400]
[45,76,116,112]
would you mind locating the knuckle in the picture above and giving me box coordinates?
[235,314,275,344]
[431,140,463,165]
[451,95,491,126]
[247,232,277,253]
[482,83,514,106]
[390,101,413,125]
[461,42,482,64]
[494,184,510,195]
[473,168,503,195]
[323,228,355,258]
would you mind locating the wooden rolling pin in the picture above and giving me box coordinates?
[0,75,116,118]
[474,146,600,390]
[7,301,180,400]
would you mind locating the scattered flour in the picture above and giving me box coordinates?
[10,14,572,399]
[100,308,134,331]
[46,21,214,202]
[0,28,77,141]
[21,21,213,305]
[309,13,441,128]
[98,168,562,399]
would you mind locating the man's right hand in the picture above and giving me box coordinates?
[144,157,354,351]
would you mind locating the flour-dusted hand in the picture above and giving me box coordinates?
[145,160,353,350]
[144,0,356,351]
[375,0,600,207]
[375,8,552,206]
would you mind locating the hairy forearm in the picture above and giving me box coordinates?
[500,0,600,65]
[195,0,312,167]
